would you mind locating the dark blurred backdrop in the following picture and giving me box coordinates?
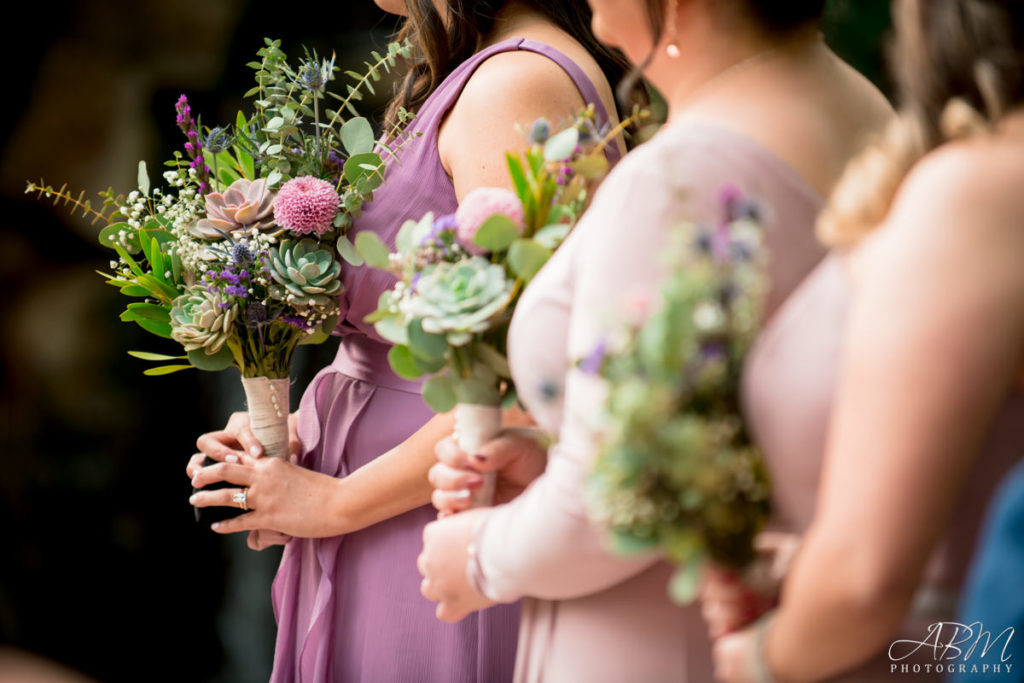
[1,2,891,681]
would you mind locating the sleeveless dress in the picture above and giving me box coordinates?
[270,38,619,683]
[742,251,1024,681]
[468,122,828,682]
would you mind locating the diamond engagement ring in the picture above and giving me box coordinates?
[233,489,248,511]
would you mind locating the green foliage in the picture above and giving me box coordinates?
[589,194,773,601]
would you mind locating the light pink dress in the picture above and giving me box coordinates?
[743,252,1024,680]
[468,121,827,682]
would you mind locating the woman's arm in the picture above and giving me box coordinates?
[753,142,1024,682]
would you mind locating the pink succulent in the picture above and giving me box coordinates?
[454,187,525,255]
[191,178,276,240]
[273,176,340,236]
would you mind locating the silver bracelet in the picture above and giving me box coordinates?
[752,610,778,683]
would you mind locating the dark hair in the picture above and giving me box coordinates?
[819,0,1024,244]
[383,0,644,128]
[642,0,825,43]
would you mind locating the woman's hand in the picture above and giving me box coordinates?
[187,411,303,549]
[699,532,801,640]
[186,411,302,478]
[428,427,548,515]
[190,450,348,543]
[712,623,763,683]
[417,508,497,622]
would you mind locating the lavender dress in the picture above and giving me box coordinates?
[270,38,619,683]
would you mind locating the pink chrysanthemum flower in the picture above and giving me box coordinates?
[454,187,525,255]
[273,176,340,236]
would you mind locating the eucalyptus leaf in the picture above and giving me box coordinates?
[388,345,425,380]
[374,317,410,346]
[508,238,551,283]
[544,127,579,161]
[533,223,571,249]
[422,373,457,413]
[668,559,703,605]
[341,117,375,156]
[610,529,659,555]
[472,215,521,253]
[343,153,384,189]
[187,346,235,372]
[408,319,449,362]
[336,235,364,266]
[354,231,390,269]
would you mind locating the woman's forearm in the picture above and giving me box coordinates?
[763,530,918,682]
[327,411,457,535]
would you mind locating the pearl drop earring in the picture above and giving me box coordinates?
[665,0,681,58]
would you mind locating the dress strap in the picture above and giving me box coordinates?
[415,37,621,165]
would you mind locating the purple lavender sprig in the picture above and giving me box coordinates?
[175,94,212,195]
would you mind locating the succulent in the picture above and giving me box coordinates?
[190,178,277,240]
[267,238,342,308]
[170,285,239,354]
[407,256,515,345]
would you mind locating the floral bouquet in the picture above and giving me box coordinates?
[585,186,773,602]
[357,106,644,505]
[26,38,414,462]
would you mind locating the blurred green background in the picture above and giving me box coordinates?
[1,1,892,681]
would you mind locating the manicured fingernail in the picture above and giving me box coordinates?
[472,454,488,463]
[192,478,201,488]
[225,454,239,463]
[466,476,484,489]
[189,495,197,504]
[440,510,454,518]
[211,523,221,531]
[250,446,261,457]
[289,453,298,464]
[453,489,471,500]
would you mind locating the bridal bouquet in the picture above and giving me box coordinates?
[358,106,643,505]
[586,186,772,602]
[27,38,414,460]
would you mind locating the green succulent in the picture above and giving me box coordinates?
[407,256,514,345]
[267,238,342,308]
[170,285,239,354]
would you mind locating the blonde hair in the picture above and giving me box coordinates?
[818,0,1024,246]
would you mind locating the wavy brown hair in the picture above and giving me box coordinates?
[819,0,1024,245]
[383,0,644,129]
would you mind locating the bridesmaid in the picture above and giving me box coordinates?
[702,0,1024,680]
[187,1,635,681]
[418,0,890,680]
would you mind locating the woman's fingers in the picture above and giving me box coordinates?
[434,436,471,469]
[431,487,473,514]
[196,430,244,461]
[191,462,255,489]
[428,461,483,492]
[190,487,251,510]
[247,530,290,550]
[186,452,206,479]
[226,412,263,458]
